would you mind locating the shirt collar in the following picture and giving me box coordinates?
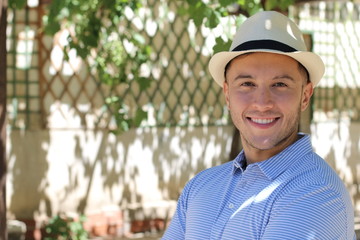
[232,133,313,180]
[232,151,247,174]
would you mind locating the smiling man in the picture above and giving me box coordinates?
[162,11,355,240]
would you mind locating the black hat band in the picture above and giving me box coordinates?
[232,40,297,52]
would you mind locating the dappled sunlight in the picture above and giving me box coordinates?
[49,30,82,76]
[311,120,360,211]
[254,181,282,203]
[230,196,256,219]
[16,29,35,69]
[6,123,234,230]
[27,0,39,8]
[230,181,282,219]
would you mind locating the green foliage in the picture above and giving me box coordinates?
[9,0,27,9]
[180,0,295,52]
[41,0,152,133]
[44,215,88,240]
[105,96,147,134]
[9,0,295,133]
[213,37,232,53]
[265,0,295,11]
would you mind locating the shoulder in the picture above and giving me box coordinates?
[303,152,349,193]
[179,161,234,201]
[273,150,354,211]
[270,152,354,237]
[186,160,233,189]
[283,151,347,191]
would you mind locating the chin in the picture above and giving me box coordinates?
[248,136,281,150]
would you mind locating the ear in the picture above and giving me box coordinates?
[301,82,314,111]
[223,81,230,110]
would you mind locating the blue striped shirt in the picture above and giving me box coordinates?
[162,134,355,239]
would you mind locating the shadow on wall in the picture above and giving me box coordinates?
[311,120,360,211]
[6,125,234,237]
[138,126,234,199]
[7,130,52,235]
[113,125,234,230]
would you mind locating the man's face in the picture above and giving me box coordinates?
[223,52,313,153]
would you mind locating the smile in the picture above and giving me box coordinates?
[250,118,277,124]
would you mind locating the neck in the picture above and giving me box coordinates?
[242,132,299,165]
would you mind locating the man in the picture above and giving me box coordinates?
[162,11,355,239]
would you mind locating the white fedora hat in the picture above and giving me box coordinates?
[209,11,325,87]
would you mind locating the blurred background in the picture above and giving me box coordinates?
[3,0,360,239]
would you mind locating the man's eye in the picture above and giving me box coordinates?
[241,82,255,87]
[273,82,287,87]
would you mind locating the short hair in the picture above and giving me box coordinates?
[298,62,310,84]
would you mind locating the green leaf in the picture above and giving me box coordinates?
[178,6,188,16]
[187,2,208,27]
[192,13,205,27]
[104,0,116,8]
[219,0,236,7]
[279,0,295,10]
[82,34,98,48]
[43,20,61,36]
[186,0,201,6]
[63,47,70,61]
[264,0,294,10]
[105,96,120,104]
[10,0,27,9]
[237,0,246,6]
[136,77,152,91]
[213,37,232,53]
[133,33,146,45]
[120,119,131,132]
[133,108,147,127]
[264,0,277,10]
[206,10,220,28]
[76,46,89,59]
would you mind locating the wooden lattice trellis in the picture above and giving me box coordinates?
[6,1,360,130]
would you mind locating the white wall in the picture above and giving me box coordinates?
[311,121,360,211]
[7,121,360,222]
[6,125,234,223]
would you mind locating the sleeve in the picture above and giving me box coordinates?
[161,181,192,240]
[262,184,356,240]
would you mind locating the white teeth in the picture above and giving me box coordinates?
[251,118,275,124]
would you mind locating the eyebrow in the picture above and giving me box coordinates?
[273,74,295,82]
[230,73,297,84]
[234,74,253,81]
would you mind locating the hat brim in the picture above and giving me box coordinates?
[208,49,325,88]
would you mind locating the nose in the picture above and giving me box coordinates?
[253,86,274,111]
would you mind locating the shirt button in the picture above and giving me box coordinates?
[229,203,234,209]
[239,181,247,188]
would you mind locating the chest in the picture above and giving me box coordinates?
[185,172,281,240]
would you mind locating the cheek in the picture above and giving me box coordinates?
[228,91,250,108]
[277,94,303,113]
[274,90,302,103]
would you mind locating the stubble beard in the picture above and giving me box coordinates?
[235,104,302,152]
